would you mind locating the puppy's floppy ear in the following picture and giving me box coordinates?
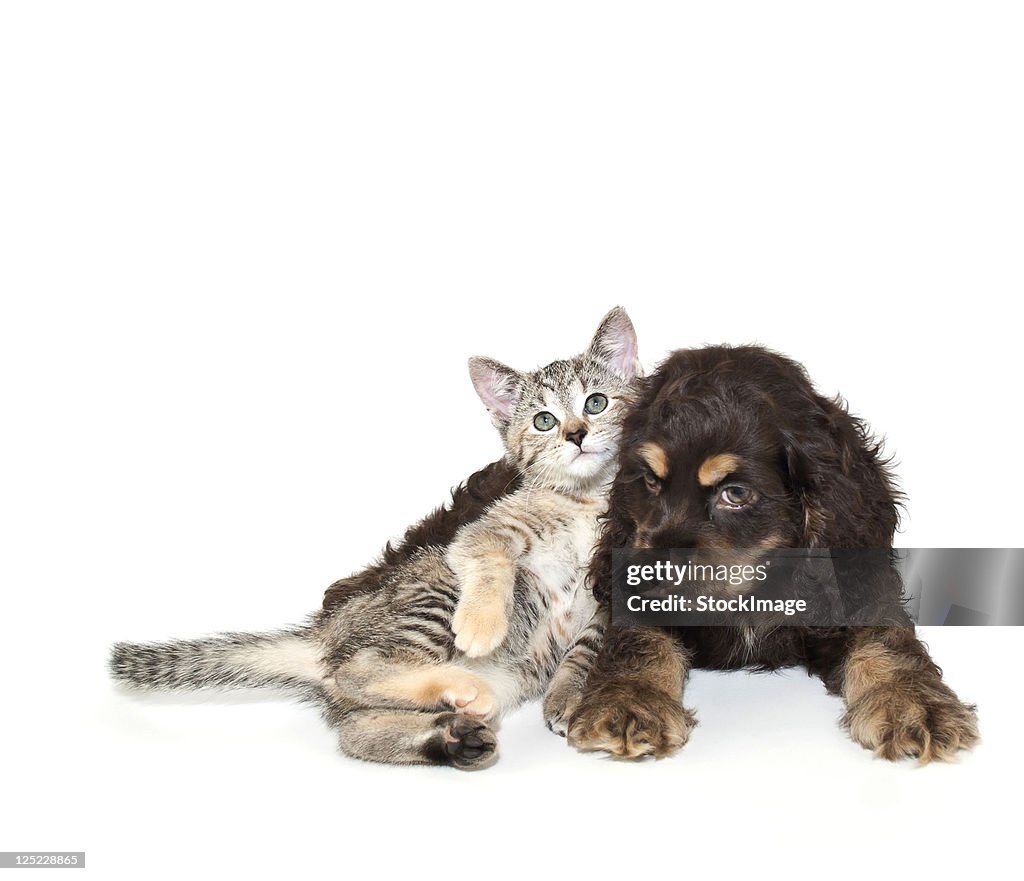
[782,395,900,548]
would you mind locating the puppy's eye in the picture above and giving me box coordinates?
[584,393,608,415]
[642,470,661,493]
[533,412,557,431]
[718,485,755,508]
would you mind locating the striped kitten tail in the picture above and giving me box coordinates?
[109,629,324,693]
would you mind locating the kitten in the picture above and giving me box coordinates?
[110,308,639,769]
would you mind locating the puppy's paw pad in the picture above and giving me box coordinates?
[846,685,979,763]
[567,684,695,760]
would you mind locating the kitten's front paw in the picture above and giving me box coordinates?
[844,678,979,763]
[543,673,585,737]
[567,681,695,760]
[452,596,509,657]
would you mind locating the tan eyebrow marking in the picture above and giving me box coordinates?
[697,453,740,487]
[637,442,669,479]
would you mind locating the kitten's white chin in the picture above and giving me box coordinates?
[563,448,613,481]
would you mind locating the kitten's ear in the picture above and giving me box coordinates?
[468,356,523,425]
[587,306,640,380]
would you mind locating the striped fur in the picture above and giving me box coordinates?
[110,630,322,693]
[110,308,639,769]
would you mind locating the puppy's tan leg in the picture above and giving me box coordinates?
[567,625,696,759]
[839,627,979,763]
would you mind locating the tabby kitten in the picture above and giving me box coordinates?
[110,308,639,769]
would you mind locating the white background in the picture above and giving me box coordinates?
[2,2,1022,879]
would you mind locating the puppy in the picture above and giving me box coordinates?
[546,346,979,763]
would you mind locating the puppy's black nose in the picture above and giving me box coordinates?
[566,427,588,447]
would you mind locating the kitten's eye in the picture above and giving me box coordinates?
[584,393,608,415]
[718,485,756,509]
[533,412,557,431]
[643,470,661,493]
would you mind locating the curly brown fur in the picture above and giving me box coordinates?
[566,625,695,758]
[565,345,978,764]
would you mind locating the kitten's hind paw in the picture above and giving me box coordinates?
[438,714,498,770]
[441,679,496,720]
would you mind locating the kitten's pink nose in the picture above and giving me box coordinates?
[565,427,588,447]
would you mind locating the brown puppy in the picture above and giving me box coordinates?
[564,346,979,763]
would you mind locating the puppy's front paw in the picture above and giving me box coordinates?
[452,596,508,658]
[567,682,695,759]
[844,678,979,763]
